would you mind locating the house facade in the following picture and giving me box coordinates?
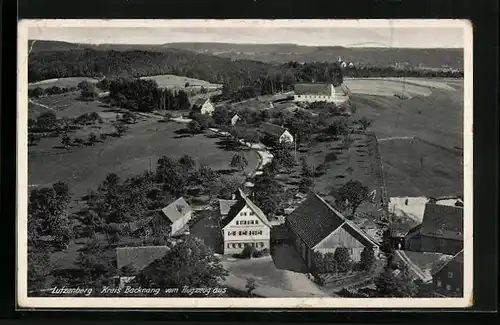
[293,83,349,104]
[260,122,294,144]
[286,192,380,269]
[192,98,215,115]
[220,189,272,255]
[432,250,464,297]
[405,202,463,255]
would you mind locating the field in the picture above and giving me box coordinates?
[29,120,259,201]
[28,77,99,89]
[349,79,464,149]
[140,74,222,90]
[378,138,463,198]
[29,91,108,119]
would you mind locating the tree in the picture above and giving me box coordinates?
[28,133,40,146]
[77,80,92,91]
[53,181,71,208]
[179,155,197,172]
[28,248,52,293]
[241,244,256,259]
[187,120,203,134]
[333,247,352,272]
[300,155,312,177]
[358,117,372,130]
[194,164,218,193]
[375,264,418,297]
[88,132,98,145]
[75,244,116,287]
[331,180,371,216]
[299,177,313,193]
[245,278,258,296]
[81,88,99,101]
[230,154,248,171]
[359,246,376,271]
[37,112,58,131]
[211,176,241,200]
[327,118,349,137]
[49,214,74,249]
[79,209,103,239]
[134,238,228,290]
[114,122,128,136]
[212,106,231,126]
[30,87,45,99]
[273,146,295,173]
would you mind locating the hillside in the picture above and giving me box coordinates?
[29,40,463,70]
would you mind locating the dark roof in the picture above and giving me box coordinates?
[220,188,271,228]
[432,250,464,276]
[116,246,170,271]
[219,199,238,216]
[160,197,193,223]
[193,98,209,107]
[294,83,333,96]
[260,122,288,137]
[421,203,463,240]
[287,192,379,248]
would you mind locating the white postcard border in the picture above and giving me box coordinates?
[17,19,473,309]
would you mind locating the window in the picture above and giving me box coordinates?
[238,243,242,248]
[436,280,442,288]
[238,231,242,236]
[252,243,255,247]
[232,243,237,248]
[446,284,452,291]
[236,221,239,225]
[249,212,255,216]
[255,220,258,224]
[249,220,254,225]
[227,243,231,248]
[242,212,247,216]
[448,272,453,278]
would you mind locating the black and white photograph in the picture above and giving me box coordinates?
[17,19,472,308]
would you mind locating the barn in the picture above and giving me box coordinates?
[404,202,463,255]
[286,192,380,269]
[293,83,349,104]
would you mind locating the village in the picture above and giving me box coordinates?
[27,54,464,299]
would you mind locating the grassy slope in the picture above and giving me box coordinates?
[28,77,99,89]
[29,120,260,200]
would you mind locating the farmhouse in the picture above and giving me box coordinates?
[220,189,272,255]
[432,250,464,297]
[404,201,463,255]
[133,197,193,237]
[293,83,349,104]
[286,192,380,269]
[260,122,294,144]
[192,98,215,115]
[230,114,240,126]
[115,246,170,288]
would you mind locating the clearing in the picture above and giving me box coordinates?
[140,74,222,90]
[28,77,99,89]
[378,138,463,198]
[29,120,260,200]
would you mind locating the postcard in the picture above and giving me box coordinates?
[17,19,472,308]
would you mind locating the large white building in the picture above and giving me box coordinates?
[293,83,349,104]
[219,189,272,255]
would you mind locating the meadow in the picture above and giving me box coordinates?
[29,120,260,201]
[140,74,222,90]
[28,77,99,89]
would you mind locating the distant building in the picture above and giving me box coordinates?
[192,98,215,115]
[115,246,170,288]
[230,114,240,126]
[220,189,272,255]
[286,192,380,269]
[404,202,463,255]
[293,83,349,104]
[260,122,294,144]
[133,197,193,238]
[432,250,464,297]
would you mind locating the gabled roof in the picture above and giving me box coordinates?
[287,192,379,248]
[219,199,238,216]
[294,83,333,96]
[421,203,463,240]
[432,250,464,276]
[160,197,193,223]
[116,246,170,272]
[193,98,210,107]
[221,188,271,228]
[260,122,288,137]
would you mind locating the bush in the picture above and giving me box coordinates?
[241,244,256,259]
[252,248,270,258]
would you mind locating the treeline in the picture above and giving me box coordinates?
[28,49,344,96]
[342,65,463,78]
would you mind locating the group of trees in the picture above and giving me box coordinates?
[313,246,376,274]
[28,85,76,99]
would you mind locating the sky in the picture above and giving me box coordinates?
[27,21,466,48]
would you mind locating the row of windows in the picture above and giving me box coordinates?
[235,218,257,225]
[227,230,263,236]
[227,242,265,249]
[436,280,461,293]
[297,95,330,98]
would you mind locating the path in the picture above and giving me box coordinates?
[29,98,55,111]
[378,136,415,142]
